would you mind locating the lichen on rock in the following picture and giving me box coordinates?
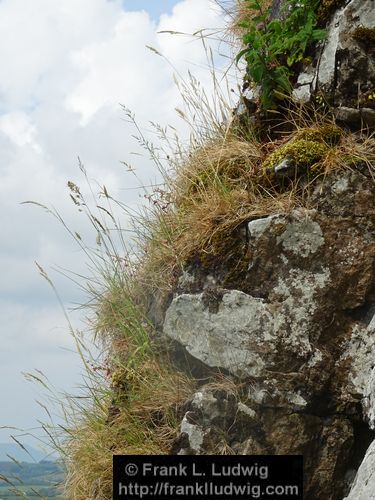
[162,169,375,499]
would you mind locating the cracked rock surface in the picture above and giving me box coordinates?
[159,170,375,500]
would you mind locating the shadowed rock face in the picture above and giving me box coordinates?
[160,169,375,500]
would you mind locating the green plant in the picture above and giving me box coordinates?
[236,0,326,109]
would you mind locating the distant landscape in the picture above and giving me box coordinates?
[0,444,64,498]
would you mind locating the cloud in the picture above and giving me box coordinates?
[0,112,41,151]
[65,0,229,125]
[158,0,224,64]
[0,0,236,445]
[66,11,162,124]
[0,0,121,109]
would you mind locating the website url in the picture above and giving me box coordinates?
[118,481,300,498]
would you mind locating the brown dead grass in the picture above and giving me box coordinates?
[218,0,272,41]
[63,353,195,499]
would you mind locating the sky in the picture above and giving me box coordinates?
[0,0,239,454]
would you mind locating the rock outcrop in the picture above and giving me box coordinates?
[293,0,375,128]
[148,2,375,499]
[159,167,375,500]
[344,438,375,499]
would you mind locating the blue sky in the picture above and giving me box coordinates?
[0,0,234,453]
[123,0,179,19]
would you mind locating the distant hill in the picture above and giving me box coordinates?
[0,443,47,462]
[0,460,64,497]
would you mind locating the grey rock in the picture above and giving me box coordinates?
[335,107,375,128]
[180,413,205,454]
[344,439,375,500]
[340,315,375,427]
[292,0,375,128]
[164,290,273,378]
[162,169,375,499]
[247,214,283,240]
[164,265,330,378]
[276,215,324,257]
[273,157,296,178]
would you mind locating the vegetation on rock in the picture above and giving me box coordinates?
[236,0,326,108]
[317,0,346,23]
[352,25,375,44]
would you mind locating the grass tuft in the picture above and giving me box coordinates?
[63,354,194,499]
[132,107,375,298]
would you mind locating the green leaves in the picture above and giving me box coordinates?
[244,0,263,11]
[237,0,326,109]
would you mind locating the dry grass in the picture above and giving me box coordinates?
[27,167,198,499]
[58,272,195,498]
[132,107,375,299]
[216,0,272,41]
[63,356,194,499]
[56,243,197,498]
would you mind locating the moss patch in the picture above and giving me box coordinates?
[261,124,344,175]
[262,139,329,172]
[294,124,343,146]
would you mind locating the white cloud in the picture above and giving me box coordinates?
[66,11,162,124]
[65,0,230,126]
[158,0,223,64]
[0,112,41,151]
[0,0,237,445]
[0,0,121,108]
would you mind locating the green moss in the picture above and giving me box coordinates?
[261,124,345,175]
[353,26,375,44]
[262,139,328,172]
[294,124,343,146]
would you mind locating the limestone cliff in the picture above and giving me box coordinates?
[143,1,375,499]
